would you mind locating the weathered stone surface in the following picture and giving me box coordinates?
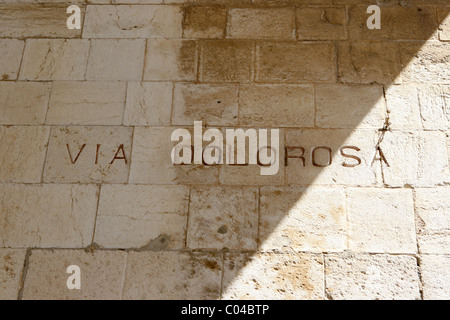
[0,184,98,248]
[83,5,182,38]
[183,6,227,39]
[415,188,450,254]
[43,126,132,183]
[172,83,238,126]
[23,250,126,300]
[124,82,173,126]
[325,254,421,300]
[20,39,90,80]
[0,82,51,125]
[0,39,24,80]
[94,184,188,249]
[438,8,450,41]
[385,84,422,130]
[144,39,197,81]
[46,82,126,125]
[315,84,386,128]
[187,187,258,250]
[421,255,450,300]
[347,188,416,254]
[227,8,295,40]
[86,39,145,81]
[417,85,450,130]
[259,187,346,252]
[0,249,26,300]
[123,251,222,299]
[222,252,324,300]
[296,7,347,40]
[239,84,314,127]
[0,126,49,183]
[257,42,335,82]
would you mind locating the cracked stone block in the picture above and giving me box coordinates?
[46,82,126,125]
[0,249,26,300]
[0,39,24,80]
[415,188,450,254]
[144,39,197,81]
[86,39,145,81]
[23,250,126,300]
[381,131,450,187]
[129,127,218,184]
[417,85,450,130]
[83,5,182,38]
[296,7,347,40]
[285,129,380,186]
[227,8,295,40]
[0,126,50,183]
[183,6,227,39]
[421,255,450,300]
[172,83,239,126]
[222,252,324,300]
[187,187,258,250]
[347,188,417,254]
[239,84,314,127]
[124,82,173,126]
[43,126,133,183]
[94,184,189,249]
[123,251,222,299]
[0,82,51,125]
[315,84,386,129]
[19,39,90,81]
[0,184,98,248]
[385,84,422,130]
[438,8,450,41]
[259,187,347,252]
[257,42,335,82]
[325,254,421,300]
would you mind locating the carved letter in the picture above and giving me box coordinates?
[312,147,332,167]
[66,144,86,164]
[371,147,389,167]
[110,144,128,164]
[340,146,362,168]
[285,146,305,167]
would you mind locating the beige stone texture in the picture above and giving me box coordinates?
[325,254,421,300]
[183,6,227,39]
[94,184,189,249]
[0,249,26,300]
[46,82,126,125]
[296,7,347,40]
[0,126,50,183]
[417,85,450,130]
[187,187,258,250]
[123,251,222,299]
[0,184,98,248]
[385,84,423,130]
[0,39,24,80]
[23,250,126,300]
[222,252,324,300]
[0,82,51,125]
[421,255,450,300]
[43,126,133,183]
[438,8,450,41]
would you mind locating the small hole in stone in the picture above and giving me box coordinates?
[217,101,221,104]
[217,225,228,234]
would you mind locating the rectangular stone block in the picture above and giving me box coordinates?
[227,8,295,40]
[315,84,386,128]
[0,184,98,248]
[438,8,450,41]
[417,85,450,130]
[0,39,24,80]
[239,84,314,127]
[0,126,50,183]
[123,251,222,299]
[20,39,90,81]
[43,126,133,183]
[347,188,417,254]
[144,39,197,81]
[183,6,227,39]
[94,184,189,249]
[415,188,450,254]
[172,83,239,126]
[421,255,450,300]
[257,42,335,82]
[296,7,347,40]
[259,187,347,252]
[222,252,324,300]
[200,40,253,82]
[83,5,182,38]
[0,249,26,300]
[0,82,51,125]
[325,253,420,300]
[23,250,126,300]
[86,39,145,81]
[385,84,422,130]
[46,82,126,125]
[124,82,173,126]
[187,187,258,250]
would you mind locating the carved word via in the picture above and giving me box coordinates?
[66,144,128,165]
